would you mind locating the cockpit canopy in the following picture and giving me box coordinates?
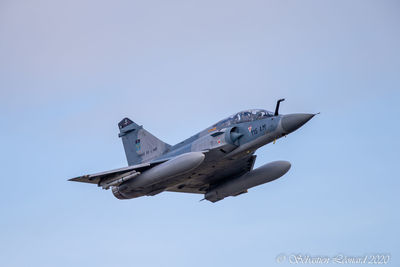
[213,109,274,128]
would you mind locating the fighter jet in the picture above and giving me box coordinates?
[69,99,316,202]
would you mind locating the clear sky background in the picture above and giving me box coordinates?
[0,1,399,266]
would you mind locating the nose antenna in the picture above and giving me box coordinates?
[274,98,285,116]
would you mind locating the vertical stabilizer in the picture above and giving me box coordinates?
[118,118,171,165]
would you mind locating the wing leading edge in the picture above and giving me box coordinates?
[69,160,165,189]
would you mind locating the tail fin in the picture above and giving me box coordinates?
[118,118,171,165]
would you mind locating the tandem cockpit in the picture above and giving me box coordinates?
[212,109,274,129]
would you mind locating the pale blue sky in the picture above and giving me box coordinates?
[0,1,399,266]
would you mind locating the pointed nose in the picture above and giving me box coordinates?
[281,113,315,134]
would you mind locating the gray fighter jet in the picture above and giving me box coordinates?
[69,99,316,202]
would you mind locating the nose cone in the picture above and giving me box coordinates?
[281,113,315,134]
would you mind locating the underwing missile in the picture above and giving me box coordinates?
[101,172,141,190]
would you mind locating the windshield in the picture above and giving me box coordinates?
[213,109,273,128]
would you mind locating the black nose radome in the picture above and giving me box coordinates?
[281,113,315,134]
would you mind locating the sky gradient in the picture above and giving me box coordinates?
[1,1,399,266]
